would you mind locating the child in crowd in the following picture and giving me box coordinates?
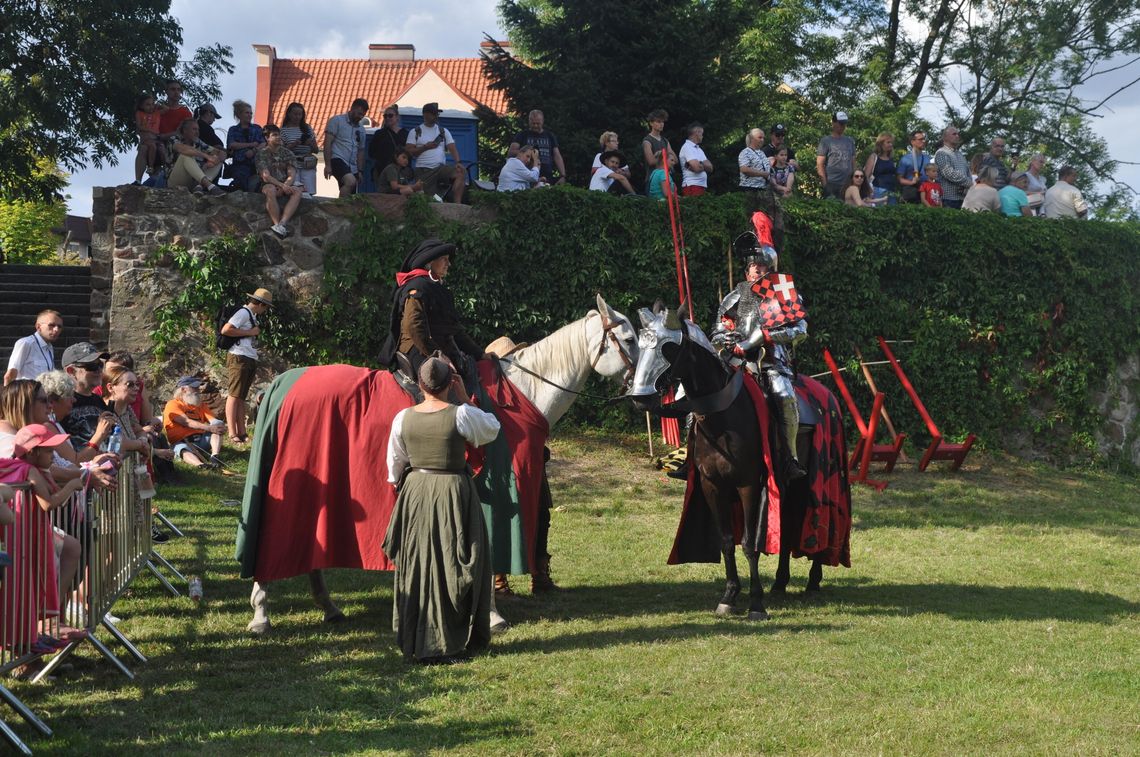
[134,94,167,184]
[647,149,675,201]
[770,147,795,197]
[920,163,943,208]
[380,152,423,196]
[589,150,635,194]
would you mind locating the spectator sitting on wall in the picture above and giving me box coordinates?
[679,123,713,197]
[163,377,225,470]
[896,129,930,204]
[591,132,631,179]
[227,99,266,192]
[589,150,636,194]
[169,118,226,196]
[256,125,303,238]
[843,169,881,207]
[962,166,1002,212]
[864,133,897,203]
[999,171,1034,217]
[5,309,63,385]
[1043,165,1089,219]
[133,93,167,184]
[194,103,224,150]
[369,105,408,189]
[816,111,856,199]
[980,137,1010,189]
[497,144,542,192]
[157,78,192,142]
[382,151,425,196]
[641,109,677,192]
[647,149,675,201]
[280,102,319,198]
[509,109,566,184]
[324,98,369,198]
[405,103,465,203]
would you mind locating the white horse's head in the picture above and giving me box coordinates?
[586,294,639,389]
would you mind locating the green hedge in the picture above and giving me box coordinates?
[174,190,1140,463]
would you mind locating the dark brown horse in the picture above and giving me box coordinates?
[627,307,850,619]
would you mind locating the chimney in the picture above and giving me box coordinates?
[369,44,415,62]
[479,39,513,58]
[252,44,277,127]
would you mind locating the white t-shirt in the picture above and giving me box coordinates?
[407,123,454,170]
[589,165,616,191]
[6,333,55,380]
[226,307,258,360]
[679,140,709,188]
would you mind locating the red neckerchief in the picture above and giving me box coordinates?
[395,268,430,286]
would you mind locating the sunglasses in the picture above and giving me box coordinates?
[119,381,140,389]
[853,174,865,179]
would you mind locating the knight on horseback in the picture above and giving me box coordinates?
[711,217,807,482]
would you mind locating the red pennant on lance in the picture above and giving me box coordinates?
[751,273,806,329]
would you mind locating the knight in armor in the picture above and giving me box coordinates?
[711,224,807,481]
[380,238,486,396]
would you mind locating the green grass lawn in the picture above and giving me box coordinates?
[7,431,1139,755]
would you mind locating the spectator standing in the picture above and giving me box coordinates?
[763,124,798,170]
[279,102,319,197]
[369,105,409,188]
[999,172,1034,217]
[980,137,1010,189]
[591,132,631,179]
[919,163,942,207]
[738,128,771,191]
[157,79,192,141]
[843,170,880,207]
[194,103,224,150]
[59,342,112,451]
[133,93,166,184]
[5,310,63,385]
[497,145,541,192]
[226,100,265,192]
[896,130,930,204]
[324,98,368,197]
[816,112,856,199]
[641,109,677,191]
[934,125,972,209]
[405,103,465,203]
[770,148,795,197]
[256,125,303,237]
[381,152,425,196]
[169,118,226,195]
[509,110,566,184]
[679,123,713,196]
[1043,166,1089,219]
[163,377,225,469]
[647,149,675,201]
[1023,153,1047,213]
[220,288,272,444]
[962,166,1002,212]
[864,133,897,203]
[589,150,635,194]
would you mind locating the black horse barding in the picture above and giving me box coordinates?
[627,306,851,620]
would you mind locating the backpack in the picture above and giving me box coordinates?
[215,305,250,351]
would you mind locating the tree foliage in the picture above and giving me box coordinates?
[0,0,233,202]
[0,196,65,264]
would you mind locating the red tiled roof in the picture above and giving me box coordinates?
[266,57,508,133]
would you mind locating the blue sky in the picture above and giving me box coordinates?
[64,0,1137,215]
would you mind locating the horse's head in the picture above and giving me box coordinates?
[627,302,687,410]
[586,294,639,391]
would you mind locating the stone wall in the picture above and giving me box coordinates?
[1094,354,1140,466]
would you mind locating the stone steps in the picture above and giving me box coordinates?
[0,264,94,363]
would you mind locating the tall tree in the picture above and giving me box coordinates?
[0,1,233,202]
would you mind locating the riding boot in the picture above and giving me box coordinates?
[531,555,560,593]
[494,573,515,597]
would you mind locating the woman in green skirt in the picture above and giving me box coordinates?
[383,355,501,663]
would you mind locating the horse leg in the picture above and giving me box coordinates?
[806,558,824,592]
[308,569,346,623]
[738,484,769,621]
[771,548,791,595]
[709,485,741,616]
[248,581,271,635]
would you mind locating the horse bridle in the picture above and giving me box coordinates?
[500,312,636,400]
[646,324,742,419]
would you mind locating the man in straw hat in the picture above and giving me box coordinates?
[221,287,273,444]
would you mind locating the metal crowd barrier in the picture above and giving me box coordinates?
[0,451,187,753]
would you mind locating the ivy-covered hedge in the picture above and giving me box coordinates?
[166,189,1140,463]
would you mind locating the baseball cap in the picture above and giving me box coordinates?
[196,103,219,118]
[63,341,110,367]
[772,124,786,135]
[833,111,849,122]
[422,102,440,114]
[176,376,203,389]
[13,423,71,457]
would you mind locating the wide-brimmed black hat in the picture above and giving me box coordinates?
[401,238,456,272]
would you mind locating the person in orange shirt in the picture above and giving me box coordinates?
[162,377,224,469]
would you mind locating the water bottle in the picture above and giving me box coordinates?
[106,425,122,455]
[188,575,203,602]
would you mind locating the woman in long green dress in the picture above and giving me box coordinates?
[383,355,501,663]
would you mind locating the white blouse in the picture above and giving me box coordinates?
[385,404,501,484]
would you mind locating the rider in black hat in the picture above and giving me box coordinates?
[379,238,485,394]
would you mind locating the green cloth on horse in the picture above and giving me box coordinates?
[382,404,491,661]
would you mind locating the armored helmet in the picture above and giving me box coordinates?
[732,231,778,273]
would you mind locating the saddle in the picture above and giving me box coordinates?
[392,352,424,404]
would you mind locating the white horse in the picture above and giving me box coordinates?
[247,294,638,633]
